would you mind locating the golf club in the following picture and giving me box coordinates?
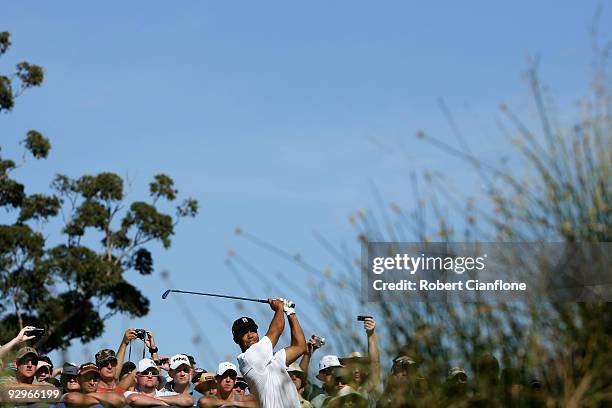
[162,289,295,307]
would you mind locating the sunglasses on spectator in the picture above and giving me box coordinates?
[18,357,38,366]
[101,360,117,368]
[37,367,50,374]
[138,370,159,377]
[82,374,100,382]
[174,366,191,374]
[334,376,349,385]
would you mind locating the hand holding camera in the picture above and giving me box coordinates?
[17,326,39,343]
[307,334,325,354]
[122,328,138,345]
[357,315,376,336]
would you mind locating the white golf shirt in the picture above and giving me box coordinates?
[237,335,300,408]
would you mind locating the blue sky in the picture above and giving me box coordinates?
[1,1,607,369]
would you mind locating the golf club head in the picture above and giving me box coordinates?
[161,289,171,299]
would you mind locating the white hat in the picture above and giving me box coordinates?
[36,361,52,371]
[169,354,191,370]
[216,362,237,376]
[318,355,342,372]
[137,358,158,373]
[287,362,304,374]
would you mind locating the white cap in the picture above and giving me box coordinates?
[318,355,342,372]
[216,362,237,376]
[287,362,304,373]
[137,358,158,373]
[36,361,52,371]
[169,354,191,370]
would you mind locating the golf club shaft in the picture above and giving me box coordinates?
[162,289,295,307]
[162,289,267,303]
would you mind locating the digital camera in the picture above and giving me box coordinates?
[134,329,147,340]
[310,334,325,349]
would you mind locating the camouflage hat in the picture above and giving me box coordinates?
[95,349,117,366]
[15,347,38,361]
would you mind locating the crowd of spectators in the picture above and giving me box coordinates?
[0,306,547,407]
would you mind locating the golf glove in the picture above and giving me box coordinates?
[280,298,296,316]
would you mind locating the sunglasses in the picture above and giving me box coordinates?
[18,358,39,366]
[174,366,191,374]
[334,376,349,384]
[139,370,159,377]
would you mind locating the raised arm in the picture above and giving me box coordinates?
[116,328,137,380]
[264,299,285,348]
[365,317,381,388]
[144,330,159,362]
[299,340,320,378]
[0,326,36,360]
[284,313,307,366]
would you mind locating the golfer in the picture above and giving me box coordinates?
[232,298,306,408]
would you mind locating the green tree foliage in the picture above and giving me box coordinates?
[0,31,199,352]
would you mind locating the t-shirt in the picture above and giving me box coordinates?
[0,373,50,387]
[237,336,300,408]
[124,388,178,398]
[96,383,126,394]
[310,392,329,408]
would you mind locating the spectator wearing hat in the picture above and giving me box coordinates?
[164,354,193,395]
[35,359,53,383]
[339,317,381,405]
[60,363,125,408]
[233,376,249,396]
[323,367,368,408]
[377,354,421,408]
[310,355,343,408]
[444,367,469,405]
[37,355,62,387]
[232,298,307,408]
[193,371,217,397]
[197,362,256,408]
[124,358,193,407]
[287,362,313,408]
[0,346,54,389]
[60,363,81,394]
[95,348,130,394]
